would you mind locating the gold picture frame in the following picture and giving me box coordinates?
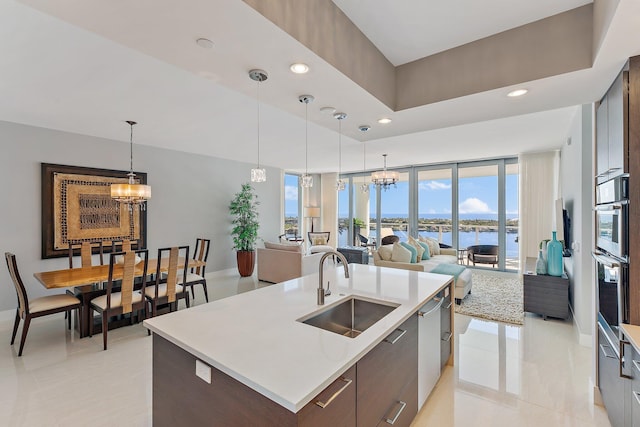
[41,163,148,259]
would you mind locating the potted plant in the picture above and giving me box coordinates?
[229,183,260,277]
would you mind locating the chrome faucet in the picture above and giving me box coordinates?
[318,251,350,305]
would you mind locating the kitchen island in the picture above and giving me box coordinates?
[144,264,453,426]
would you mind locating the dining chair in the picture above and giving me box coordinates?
[180,238,210,302]
[111,239,138,253]
[68,240,105,268]
[145,246,190,325]
[5,252,81,356]
[89,249,149,350]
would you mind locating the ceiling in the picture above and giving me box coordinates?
[1,0,639,174]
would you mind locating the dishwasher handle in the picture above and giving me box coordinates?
[417,296,444,318]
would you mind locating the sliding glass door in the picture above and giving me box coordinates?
[417,168,453,246]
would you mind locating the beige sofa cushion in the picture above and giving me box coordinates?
[418,236,440,256]
[391,242,412,263]
[407,236,425,260]
[377,244,393,261]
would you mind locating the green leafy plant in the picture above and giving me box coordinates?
[229,183,260,252]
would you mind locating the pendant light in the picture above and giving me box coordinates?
[334,112,347,191]
[360,141,369,193]
[299,95,314,188]
[371,154,399,190]
[249,69,267,183]
[110,120,151,210]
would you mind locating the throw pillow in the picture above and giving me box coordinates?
[377,244,393,261]
[407,236,425,261]
[399,242,418,263]
[311,236,328,245]
[418,236,440,256]
[418,241,430,260]
[391,242,412,263]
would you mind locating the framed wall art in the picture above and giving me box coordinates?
[41,163,148,259]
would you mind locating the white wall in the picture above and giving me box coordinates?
[0,121,281,312]
[560,104,594,346]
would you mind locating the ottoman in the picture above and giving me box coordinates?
[428,263,472,304]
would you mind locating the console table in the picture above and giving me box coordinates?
[337,246,369,264]
[523,257,570,320]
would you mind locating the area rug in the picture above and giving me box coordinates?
[454,271,524,325]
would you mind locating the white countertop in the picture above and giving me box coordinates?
[143,264,452,412]
[621,324,640,350]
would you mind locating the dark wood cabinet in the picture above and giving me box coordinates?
[598,328,625,427]
[596,69,628,184]
[357,315,418,427]
[298,365,356,427]
[523,258,569,320]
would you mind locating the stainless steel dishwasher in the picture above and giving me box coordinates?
[417,291,444,408]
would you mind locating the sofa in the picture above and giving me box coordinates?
[257,242,324,284]
[372,242,472,303]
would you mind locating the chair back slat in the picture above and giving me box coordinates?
[5,253,28,317]
[193,238,210,276]
[80,242,93,268]
[68,240,105,268]
[106,249,148,314]
[153,246,189,303]
[165,247,178,303]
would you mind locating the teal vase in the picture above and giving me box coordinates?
[547,231,563,277]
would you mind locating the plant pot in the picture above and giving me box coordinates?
[236,250,255,277]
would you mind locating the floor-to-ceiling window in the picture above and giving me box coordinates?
[458,163,499,253]
[418,168,453,246]
[283,173,301,238]
[379,172,410,242]
[337,181,351,247]
[343,157,519,271]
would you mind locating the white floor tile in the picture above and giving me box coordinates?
[1,268,610,426]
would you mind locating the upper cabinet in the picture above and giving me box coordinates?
[596,69,629,184]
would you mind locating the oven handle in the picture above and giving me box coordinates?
[592,252,621,268]
[594,204,624,211]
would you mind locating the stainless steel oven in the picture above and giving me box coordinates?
[593,251,629,346]
[595,175,628,261]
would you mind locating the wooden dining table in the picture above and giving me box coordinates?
[34,257,206,337]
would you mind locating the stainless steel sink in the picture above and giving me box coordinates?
[298,297,399,338]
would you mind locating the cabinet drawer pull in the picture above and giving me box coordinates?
[634,391,640,406]
[441,332,453,342]
[620,340,633,379]
[600,344,617,359]
[384,400,407,425]
[633,360,640,374]
[384,328,407,345]
[315,377,353,409]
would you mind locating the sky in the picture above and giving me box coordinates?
[284,173,519,218]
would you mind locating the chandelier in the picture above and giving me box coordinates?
[110,120,151,210]
[299,94,314,188]
[371,154,399,190]
[334,112,347,191]
[249,69,267,183]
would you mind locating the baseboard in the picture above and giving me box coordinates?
[569,303,592,347]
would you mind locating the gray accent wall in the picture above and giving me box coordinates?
[0,120,281,312]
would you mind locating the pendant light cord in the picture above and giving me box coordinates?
[338,119,342,178]
[129,122,134,174]
[256,79,261,168]
[305,101,309,175]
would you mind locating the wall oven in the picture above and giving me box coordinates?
[595,175,628,262]
[593,251,629,347]
[594,175,629,348]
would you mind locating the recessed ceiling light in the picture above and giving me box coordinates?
[196,38,214,49]
[507,88,528,97]
[290,63,309,74]
[320,106,336,115]
[377,118,392,124]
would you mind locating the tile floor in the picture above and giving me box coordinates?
[0,268,611,426]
